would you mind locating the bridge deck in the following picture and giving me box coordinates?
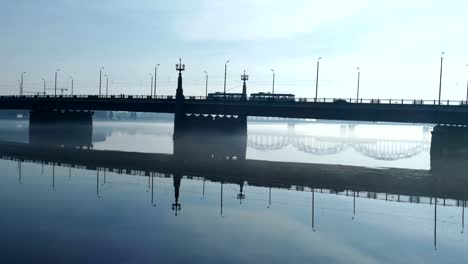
[1,95,468,124]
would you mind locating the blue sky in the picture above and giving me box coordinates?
[1,0,467,99]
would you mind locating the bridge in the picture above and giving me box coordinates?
[1,60,468,125]
[1,95,468,125]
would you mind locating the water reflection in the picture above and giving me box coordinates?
[1,120,468,262]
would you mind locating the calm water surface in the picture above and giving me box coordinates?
[0,119,466,263]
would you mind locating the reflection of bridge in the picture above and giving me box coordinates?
[0,140,465,200]
[0,120,431,161]
[92,124,432,161]
[247,135,430,160]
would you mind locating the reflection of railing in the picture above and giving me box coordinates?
[10,156,465,209]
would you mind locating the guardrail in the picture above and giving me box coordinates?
[1,94,468,106]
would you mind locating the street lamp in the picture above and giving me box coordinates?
[105,75,109,96]
[69,76,74,95]
[20,72,26,96]
[204,71,208,97]
[356,67,361,102]
[271,69,275,94]
[224,60,230,95]
[438,52,444,105]
[465,64,468,102]
[154,64,160,97]
[149,73,153,96]
[54,69,60,96]
[315,57,322,102]
[99,67,104,96]
[41,78,46,95]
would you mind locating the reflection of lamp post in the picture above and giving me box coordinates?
[96,171,100,198]
[312,190,315,231]
[434,197,437,250]
[52,164,55,190]
[151,173,156,207]
[220,182,224,217]
[267,187,271,208]
[352,191,356,220]
[438,52,444,105]
[315,57,322,101]
[201,179,206,199]
[461,200,465,234]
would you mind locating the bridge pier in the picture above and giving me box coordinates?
[29,110,93,148]
[172,60,248,160]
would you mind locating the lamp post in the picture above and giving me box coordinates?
[54,69,60,96]
[224,60,230,96]
[105,75,109,96]
[438,52,444,105]
[465,64,468,102]
[20,72,26,96]
[99,67,104,96]
[204,71,208,97]
[315,57,322,102]
[69,76,74,95]
[42,78,46,95]
[154,64,160,97]
[149,73,153,96]
[356,67,360,102]
[271,69,275,94]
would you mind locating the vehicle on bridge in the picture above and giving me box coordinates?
[249,92,295,102]
[207,92,244,100]
[333,99,349,104]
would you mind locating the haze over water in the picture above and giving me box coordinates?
[0,118,466,263]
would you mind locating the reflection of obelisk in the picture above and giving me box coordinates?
[172,174,182,216]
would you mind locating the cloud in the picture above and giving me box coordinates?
[177,0,368,41]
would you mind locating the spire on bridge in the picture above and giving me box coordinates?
[176,58,185,101]
[241,70,248,100]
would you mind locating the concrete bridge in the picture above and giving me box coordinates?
[2,60,468,125]
[1,95,468,125]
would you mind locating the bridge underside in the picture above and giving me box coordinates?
[29,110,93,148]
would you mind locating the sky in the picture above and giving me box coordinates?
[1,0,468,99]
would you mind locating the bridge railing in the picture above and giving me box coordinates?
[0,94,177,100]
[294,97,468,106]
[2,94,468,106]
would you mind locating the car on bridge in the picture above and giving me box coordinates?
[249,92,295,102]
[333,99,349,104]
